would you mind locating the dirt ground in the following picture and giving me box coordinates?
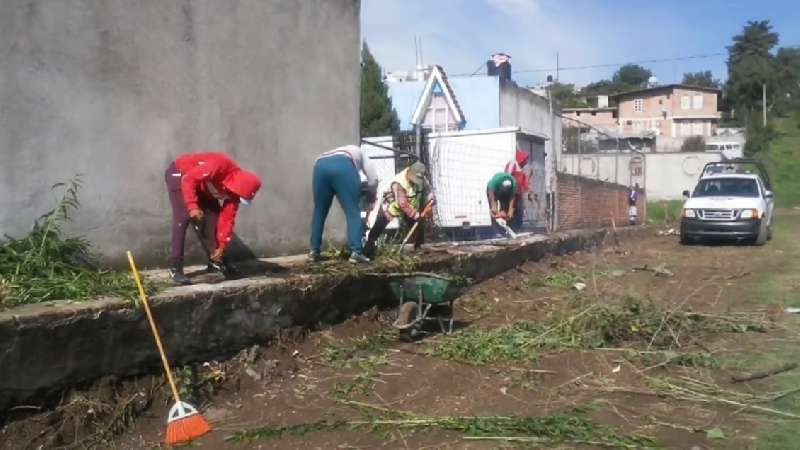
[4,215,800,450]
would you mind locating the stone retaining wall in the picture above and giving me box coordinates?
[0,228,618,411]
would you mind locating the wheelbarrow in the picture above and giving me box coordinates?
[387,272,467,341]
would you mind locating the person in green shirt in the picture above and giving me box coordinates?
[486,172,517,235]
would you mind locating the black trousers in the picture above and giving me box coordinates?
[364,209,424,258]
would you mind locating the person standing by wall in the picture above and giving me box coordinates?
[504,150,531,231]
[309,145,379,264]
[364,162,435,258]
[165,152,262,285]
[629,183,640,225]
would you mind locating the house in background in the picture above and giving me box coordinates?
[561,84,723,153]
[616,84,721,151]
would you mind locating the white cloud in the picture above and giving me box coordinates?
[486,0,541,17]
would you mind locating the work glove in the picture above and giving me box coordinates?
[210,247,224,263]
[189,208,204,221]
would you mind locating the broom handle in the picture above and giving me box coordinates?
[126,251,182,404]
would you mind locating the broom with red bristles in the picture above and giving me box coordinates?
[127,251,212,446]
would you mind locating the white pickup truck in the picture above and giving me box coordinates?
[680,160,775,245]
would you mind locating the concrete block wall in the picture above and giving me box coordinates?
[558,173,645,230]
[0,0,361,265]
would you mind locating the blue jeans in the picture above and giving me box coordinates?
[310,155,363,254]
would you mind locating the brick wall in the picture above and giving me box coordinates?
[557,173,646,230]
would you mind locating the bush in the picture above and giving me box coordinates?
[680,135,706,152]
[745,121,778,156]
[0,176,143,307]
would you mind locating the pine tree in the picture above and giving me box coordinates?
[360,43,399,137]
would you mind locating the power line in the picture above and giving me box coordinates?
[447,52,727,78]
[514,52,726,74]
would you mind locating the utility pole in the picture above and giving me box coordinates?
[556,52,560,82]
[762,83,767,127]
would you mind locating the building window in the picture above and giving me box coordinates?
[591,111,597,116]
[692,95,703,109]
[681,95,691,110]
[633,98,643,112]
[658,99,663,105]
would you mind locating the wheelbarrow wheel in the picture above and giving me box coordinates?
[394,301,418,330]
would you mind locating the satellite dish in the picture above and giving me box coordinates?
[648,76,658,87]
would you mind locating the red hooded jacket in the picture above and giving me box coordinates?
[504,150,530,195]
[175,153,262,252]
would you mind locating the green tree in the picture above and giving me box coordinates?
[360,43,399,137]
[726,20,780,122]
[612,64,653,89]
[582,79,617,96]
[682,71,720,88]
[775,47,800,111]
[551,82,589,108]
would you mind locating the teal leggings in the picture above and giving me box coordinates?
[310,155,363,254]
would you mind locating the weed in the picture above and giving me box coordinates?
[528,267,609,290]
[322,333,393,399]
[227,401,659,448]
[0,176,150,307]
[225,420,347,443]
[320,332,393,369]
[645,376,800,419]
[431,322,542,366]
[333,354,388,399]
[432,297,764,366]
[174,363,225,405]
[539,297,766,350]
[623,350,720,369]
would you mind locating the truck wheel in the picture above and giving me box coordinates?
[767,223,774,241]
[755,223,768,246]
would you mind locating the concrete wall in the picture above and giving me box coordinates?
[558,173,644,230]
[559,151,725,200]
[498,80,561,195]
[0,0,361,264]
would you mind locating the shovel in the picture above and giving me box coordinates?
[396,201,434,254]
[495,217,518,239]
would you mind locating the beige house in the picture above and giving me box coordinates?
[615,84,721,140]
[561,84,721,152]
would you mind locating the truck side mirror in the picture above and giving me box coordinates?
[682,190,690,198]
[765,190,774,199]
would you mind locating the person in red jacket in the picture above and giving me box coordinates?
[503,150,532,231]
[165,152,262,285]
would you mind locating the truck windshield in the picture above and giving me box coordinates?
[693,178,759,198]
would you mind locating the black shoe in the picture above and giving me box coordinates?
[308,251,323,262]
[168,267,191,285]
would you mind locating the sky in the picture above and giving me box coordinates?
[361,0,800,87]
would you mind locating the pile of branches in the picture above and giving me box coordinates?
[0,176,138,307]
